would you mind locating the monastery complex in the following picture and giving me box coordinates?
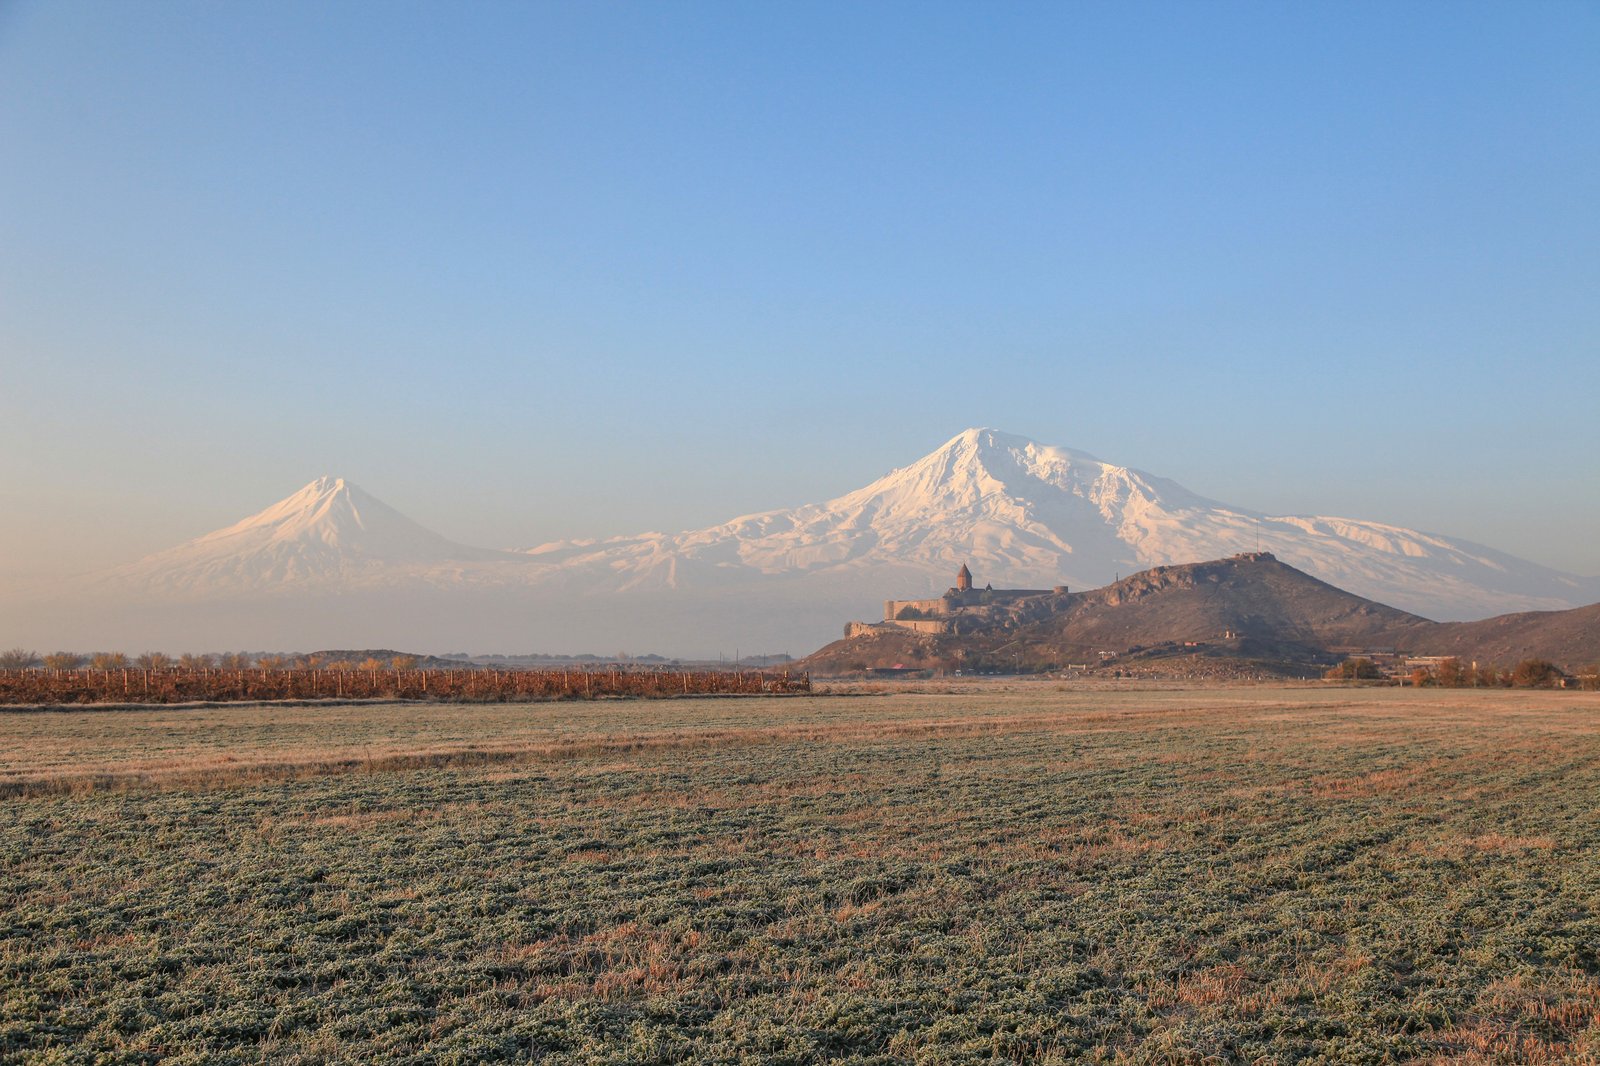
[845,564,1068,638]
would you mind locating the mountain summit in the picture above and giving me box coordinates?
[510,428,1219,591]
[97,476,514,595]
[517,428,1596,621]
[797,427,1222,575]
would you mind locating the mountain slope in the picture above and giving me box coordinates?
[517,428,1597,621]
[1011,553,1433,652]
[1418,603,1600,669]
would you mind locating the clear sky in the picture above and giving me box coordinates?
[3,0,1597,580]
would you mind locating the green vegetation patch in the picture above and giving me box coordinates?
[3,688,1599,1062]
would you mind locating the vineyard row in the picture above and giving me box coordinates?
[0,667,811,705]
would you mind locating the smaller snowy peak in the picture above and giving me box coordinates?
[191,476,414,551]
[100,476,519,594]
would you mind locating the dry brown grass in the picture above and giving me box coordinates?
[6,682,1600,1061]
[0,698,1333,797]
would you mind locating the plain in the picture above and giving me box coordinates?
[3,683,1598,1063]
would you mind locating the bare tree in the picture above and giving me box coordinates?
[179,652,215,669]
[42,652,84,671]
[89,652,129,670]
[134,652,172,670]
[1511,658,1563,688]
[0,648,40,669]
[1434,658,1469,687]
[1325,658,1381,680]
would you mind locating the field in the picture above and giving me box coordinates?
[3,684,1599,1063]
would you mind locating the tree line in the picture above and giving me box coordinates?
[0,648,421,672]
[0,658,809,705]
[1325,656,1598,689]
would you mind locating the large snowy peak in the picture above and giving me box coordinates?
[514,427,1597,620]
[514,429,1217,592]
[814,427,1219,569]
[837,428,1214,519]
[97,476,519,595]
[514,430,1186,588]
[805,428,1596,619]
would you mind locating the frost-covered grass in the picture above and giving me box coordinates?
[3,686,1599,1063]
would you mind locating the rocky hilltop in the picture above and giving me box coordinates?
[802,554,1599,677]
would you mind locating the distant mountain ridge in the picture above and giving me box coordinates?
[509,428,1596,620]
[12,429,1598,654]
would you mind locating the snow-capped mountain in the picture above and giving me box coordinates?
[514,428,1596,621]
[94,476,523,596]
[15,429,1597,654]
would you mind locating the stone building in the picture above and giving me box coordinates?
[844,564,1068,637]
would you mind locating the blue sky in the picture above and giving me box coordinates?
[2,0,1597,578]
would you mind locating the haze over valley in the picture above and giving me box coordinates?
[9,429,1594,657]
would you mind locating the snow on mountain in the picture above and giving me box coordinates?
[513,428,1597,621]
[21,430,1596,653]
[93,476,524,596]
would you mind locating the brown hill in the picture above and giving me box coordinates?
[801,554,1599,676]
[1418,603,1600,668]
[1010,553,1429,652]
